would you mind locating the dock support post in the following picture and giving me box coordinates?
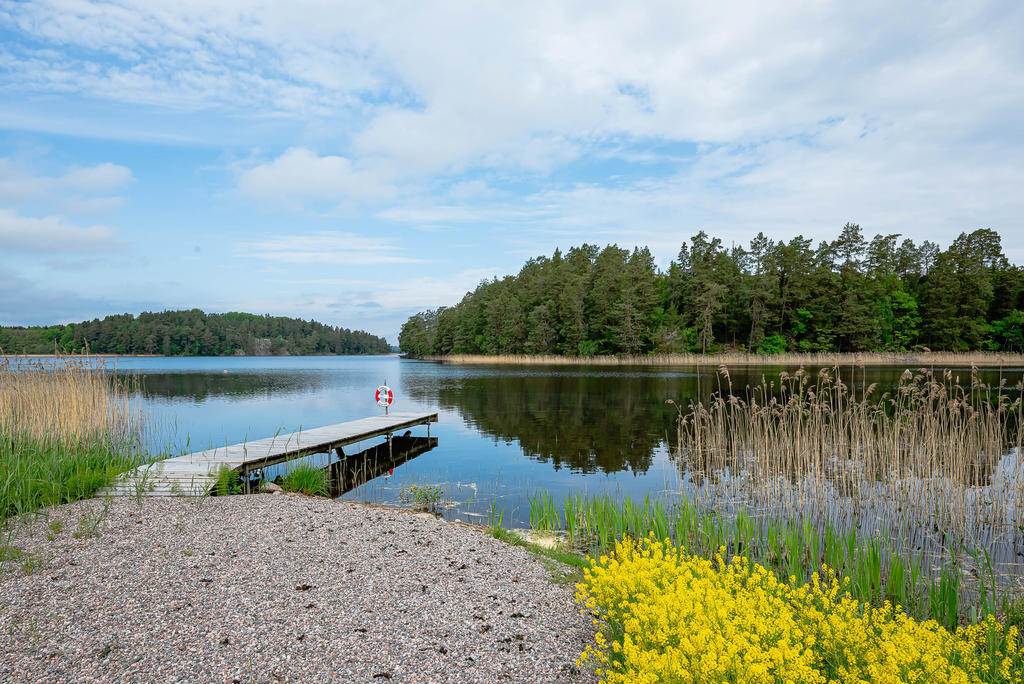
[388,432,393,459]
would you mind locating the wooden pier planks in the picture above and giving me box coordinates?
[100,412,438,497]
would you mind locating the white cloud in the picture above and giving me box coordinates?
[59,162,133,192]
[370,113,1024,263]
[376,205,509,224]
[446,180,496,200]
[237,148,395,205]
[0,209,121,253]
[6,2,1021,163]
[232,267,504,338]
[236,230,422,265]
[0,267,173,326]
[0,270,90,324]
[524,117,1024,258]
[2,0,1022,261]
[0,158,133,211]
[0,2,384,116]
[57,196,126,214]
[372,268,503,312]
[319,268,504,312]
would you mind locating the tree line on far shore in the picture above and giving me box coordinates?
[399,226,1024,357]
[0,309,391,356]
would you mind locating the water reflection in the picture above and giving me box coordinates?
[407,370,692,474]
[256,435,439,496]
[404,364,1022,476]
[136,371,326,401]
[327,436,438,496]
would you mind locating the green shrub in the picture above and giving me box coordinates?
[757,333,787,355]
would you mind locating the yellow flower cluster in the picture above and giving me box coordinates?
[576,536,1022,684]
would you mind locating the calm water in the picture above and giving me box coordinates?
[103,355,1024,535]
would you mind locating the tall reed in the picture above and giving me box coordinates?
[0,354,146,521]
[672,365,1024,570]
[0,354,144,443]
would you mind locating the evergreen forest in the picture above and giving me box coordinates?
[0,309,391,356]
[399,226,1024,356]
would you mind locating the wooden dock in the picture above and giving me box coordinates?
[100,412,438,497]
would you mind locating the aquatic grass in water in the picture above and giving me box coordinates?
[673,365,1024,528]
[525,490,1018,627]
[399,482,445,511]
[528,490,561,531]
[672,365,1024,586]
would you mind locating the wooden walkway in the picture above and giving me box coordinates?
[100,412,438,497]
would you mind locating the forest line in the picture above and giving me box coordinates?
[0,309,391,356]
[399,225,1024,357]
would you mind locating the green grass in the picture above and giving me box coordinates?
[280,462,330,497]
[524,489,1018,629]
[0,428,140,523]
[1005,597,1024,632]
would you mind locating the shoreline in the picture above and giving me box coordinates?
[412,351,1024,367]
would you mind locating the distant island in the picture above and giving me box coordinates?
[400,226,1024,357]
[0,309,391,356]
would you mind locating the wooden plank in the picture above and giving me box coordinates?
[100,412,438,497]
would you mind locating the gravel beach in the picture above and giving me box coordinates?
[0,495,597,683]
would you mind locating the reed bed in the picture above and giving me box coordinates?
[0,354,146,521]
[422,351,1024,367]
[672,366,1024,574]
[0,354,145,443]
[516,366,1024,627]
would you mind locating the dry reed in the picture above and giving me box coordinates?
[0,354,143,444]
[671,365,1024,576]
[422,351,1024,367]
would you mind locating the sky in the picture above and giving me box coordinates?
[1,1,1022,342]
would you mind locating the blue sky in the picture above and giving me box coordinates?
[1,1,1022,342]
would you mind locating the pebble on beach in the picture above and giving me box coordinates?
[0,496,596,684]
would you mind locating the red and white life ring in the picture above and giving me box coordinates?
[375,385,394,407]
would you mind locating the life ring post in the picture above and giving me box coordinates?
[375,380,394,415]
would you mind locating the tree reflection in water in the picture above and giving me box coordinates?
[410,371,699,474]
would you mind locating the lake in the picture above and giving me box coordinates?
[106,356,1023,538]
[118,354,694,526]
